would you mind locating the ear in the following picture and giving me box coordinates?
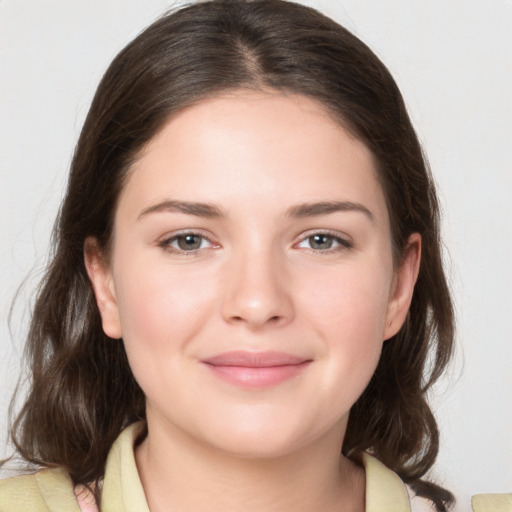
[84,237,122,339]
[383,233,421,340]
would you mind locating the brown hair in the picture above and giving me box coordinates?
[8,0,454,509]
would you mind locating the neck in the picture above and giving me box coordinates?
[135,419,365,512]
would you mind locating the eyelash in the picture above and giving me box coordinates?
[158,230,352,256]
[294,230,353,254]
[159,231,217,255]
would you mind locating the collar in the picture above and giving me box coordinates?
[359,452,411,512]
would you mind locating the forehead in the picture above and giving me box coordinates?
[137,91,363,158]
[119,91,387,222]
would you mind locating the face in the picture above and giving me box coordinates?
[86,92,420,458]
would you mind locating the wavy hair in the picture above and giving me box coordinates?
[8,1,454,509]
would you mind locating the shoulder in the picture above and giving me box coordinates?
[0,472,43,510]
[0,468,80,512]
[472,493,512,512]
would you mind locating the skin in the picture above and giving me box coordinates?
[85,91,421,512]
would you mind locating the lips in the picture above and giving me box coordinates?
[201,351,311,389]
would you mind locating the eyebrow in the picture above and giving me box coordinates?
[138,200,225,219]
[137,199,374,222]
[287,201,374,222]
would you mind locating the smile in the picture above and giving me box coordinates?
[201,351,312,389]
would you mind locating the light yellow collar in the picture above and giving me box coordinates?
[360,452,411,512]
[101,423,150,512]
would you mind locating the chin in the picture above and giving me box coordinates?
[193,407,328,460]
[208,430,306,459]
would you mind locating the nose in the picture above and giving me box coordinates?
[221,247,295,330]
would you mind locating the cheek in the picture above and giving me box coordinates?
[111,258,224,411]
[112,255,220,357]
[297,260,392,391]
[300,260,392,338]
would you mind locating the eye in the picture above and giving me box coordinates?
[296,232,352,252]
[160,232,216,253]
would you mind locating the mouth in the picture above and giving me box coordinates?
[201,350,312,389]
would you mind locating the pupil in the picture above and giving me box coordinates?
[311,234,332,249]
[178,235,201,250]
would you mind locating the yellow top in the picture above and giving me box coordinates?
[472,493,512,512]
[0,423,507,511]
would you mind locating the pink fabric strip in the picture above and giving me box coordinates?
[74,485,100,512]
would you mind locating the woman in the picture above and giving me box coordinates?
[1,0,460,510]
